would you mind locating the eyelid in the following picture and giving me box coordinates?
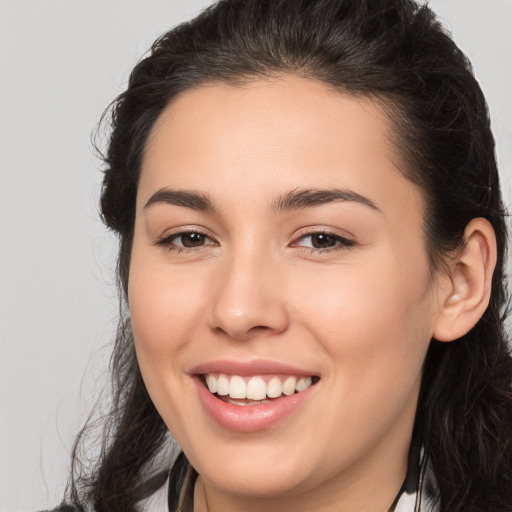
[154,226,218,251]
[290,227,356,251]
[153,225,355,253]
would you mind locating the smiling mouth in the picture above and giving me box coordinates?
[201,373,320,406]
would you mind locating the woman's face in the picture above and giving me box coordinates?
[129,77,443,507]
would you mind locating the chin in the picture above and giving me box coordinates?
[182,435,315,497]
[202,463,310,498]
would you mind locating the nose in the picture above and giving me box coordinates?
[208,249,289,341]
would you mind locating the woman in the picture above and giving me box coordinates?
[57,0,512,511]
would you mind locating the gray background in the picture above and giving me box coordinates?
[1,1,511,510]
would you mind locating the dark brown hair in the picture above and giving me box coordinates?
[67,1,512,510]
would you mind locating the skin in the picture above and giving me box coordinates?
[129,76,451,512]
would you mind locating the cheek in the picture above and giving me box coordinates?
[127,251,209,424]
[129,259,206,354]
[289,260,433,461]
[293,252,434,397]
[128,263,209,435]
[129,281,175,360]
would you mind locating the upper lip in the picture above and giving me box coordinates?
[189,359,319,377]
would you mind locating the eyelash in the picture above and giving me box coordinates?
[156,229,356,254]
[156,231,217,253]
[292,231,356,253]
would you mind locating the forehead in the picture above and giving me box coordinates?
[139,76,424,221]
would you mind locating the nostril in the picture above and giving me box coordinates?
[212,323,284,342]
[249,325,271,333]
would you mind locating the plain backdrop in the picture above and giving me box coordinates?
[1,1,511,510]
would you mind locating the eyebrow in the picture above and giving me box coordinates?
[144,188,216,212]
[143,186,381,214]
[270,188,381,213]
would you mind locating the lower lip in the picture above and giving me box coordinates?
[193,377,317,433]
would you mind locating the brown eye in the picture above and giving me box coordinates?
[157,230,216,251]
[310,233,337,249]
[294,231,355,251]
[178,232,207,247]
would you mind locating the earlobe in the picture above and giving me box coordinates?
[433,218,497,342]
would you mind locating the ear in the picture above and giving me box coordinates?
[433,218,497,342]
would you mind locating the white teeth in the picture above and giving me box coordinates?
[226,398,271,406]
[296,377,312,392]
[216,374,230,396]
[282,376,297,396]
[206,375,217,393]
[204,373,315,401]
[246,377,267,400]
[229,375,246,399]
[266,376,282,398]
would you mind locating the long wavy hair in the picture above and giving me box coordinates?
[67,1,512,511]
